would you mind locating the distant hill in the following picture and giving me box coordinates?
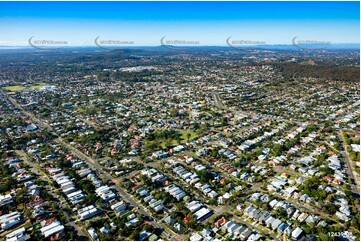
[300,60,317,66]
[274,62,360,82]
[0,43,359,54]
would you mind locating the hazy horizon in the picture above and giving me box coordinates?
[0,1,359,47]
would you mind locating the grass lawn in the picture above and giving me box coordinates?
[3,83,47,92]
[28,83,47,90]
[161,140,179,148]
[4,85,26,92]
[180,130,198,142]
[81,228,91,240]
[17,204,24,210]
[160,130,198,148]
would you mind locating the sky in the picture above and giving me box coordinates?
[0,1,359,46]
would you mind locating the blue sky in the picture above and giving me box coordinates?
[0,1,359,46]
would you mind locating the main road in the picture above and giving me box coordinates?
[56,138,178,240]
[212,91,225,109]
[3,91,177,240]
[337,131,360,195]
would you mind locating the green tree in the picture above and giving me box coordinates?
[129,230,140,240]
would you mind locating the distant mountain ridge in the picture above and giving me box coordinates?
[0,43,359,53]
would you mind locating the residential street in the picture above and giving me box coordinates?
[338,131,360,195]
[15,150,88,240]
[6,92,176,240]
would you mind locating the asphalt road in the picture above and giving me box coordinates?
[212,92,225,109]
[15,150,88,240]
[55,138,177,240]
[337,131,360,195]
[4,92,176,240]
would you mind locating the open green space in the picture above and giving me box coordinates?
[160,130,198,148]
[3,83,47,92]
[145,129,199,150]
